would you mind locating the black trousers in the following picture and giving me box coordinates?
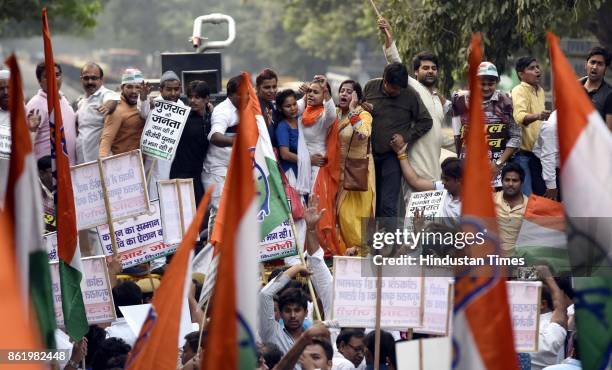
[374,152,402,231]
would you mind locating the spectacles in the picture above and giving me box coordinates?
[346,343,364,353]
[81,75,100,81]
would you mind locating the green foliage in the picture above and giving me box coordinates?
[381,0,605,93]
[0,0,104,37]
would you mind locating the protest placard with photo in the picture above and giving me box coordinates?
[414,277,453,335]
[97,200,175,268]
[50,256,116,326]
[332,256,423,328]
[0,122,10,159]
[71,150,149,230]
[140,100,190,162]
[507,280,542,352]
[157,179,197,245]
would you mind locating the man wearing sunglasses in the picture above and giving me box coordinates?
[26,62,78,165]
[75,62,119,164]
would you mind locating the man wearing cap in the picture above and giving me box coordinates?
[138,70,186,199]
[26,62,77,164]
[99,68,145,157]
[75,62,120,164]
[452,62,521,187]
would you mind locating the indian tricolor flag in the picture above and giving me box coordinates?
[515,195,569,272]
[211,78,295,263]
[125,189,212,370]
[452,34,518,370]
[4,54,57,349]
[547,32,612,370]
[42,8,87,340]
[0,213,44,370]
[202,72,259,370]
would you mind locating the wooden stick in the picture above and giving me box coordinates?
[146,158,156,187]
[287,213,322,322]
[196,299,211,354]
[373,262,382,370]
[97,158,119,256]
[176,180,186,237]
[369,0,382,18]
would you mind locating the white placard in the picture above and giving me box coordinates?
[414,277,453,335]
[97,200,175,268]
[140,100,190,162]
[258,220,298,262]
[507,280,542,352]
[44,232,80,263]
[331,257,423,328]
[51,256,116,326]
[71,150,149,230]
[404,190,447,232]
[158,179,197,245]
[0,122,10,159]
[396,337,451,370]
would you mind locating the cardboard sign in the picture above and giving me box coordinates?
[97,200,175,268]
[157,179,197,245]
[396,337,451,370]
[50,256,116,326]
[140,100,190,161]
[258,219,298,262]
[332,257,423,328]
[0,123,10,159]
[71,150,149,230]
[414,277,453,335]
[404,190,447,233]
[507,280,542,352]
[45,232,81,263]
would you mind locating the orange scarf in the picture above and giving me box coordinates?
[302,105,324,127]
[313,118,344,255]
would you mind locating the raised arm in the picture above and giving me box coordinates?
[390,134,435,191]
[303,195,333,320]
[258,264,310,342]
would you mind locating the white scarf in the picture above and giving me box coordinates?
[295,117,312,194]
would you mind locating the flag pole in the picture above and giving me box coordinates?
[176,180,186,237]
[97,158,119,256]
[373,262,382,370]
[368,0,382,18]
[287,212,322,322]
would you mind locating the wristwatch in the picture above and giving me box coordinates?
[495,159,504,167]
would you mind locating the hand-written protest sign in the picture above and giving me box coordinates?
[404,190,447,233]
[97,200,175,268]
[507,280,542,352]
[414,277,453,335]
[71,150,149,230]
[140,100,190,161]
[332,257,423,328]
[158,179,197,245]
[396,337,452,370]
[259,219,298,262]
[0,122,10,159]
[50,256,116,326]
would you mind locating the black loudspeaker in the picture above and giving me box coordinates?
[160,52,222,94]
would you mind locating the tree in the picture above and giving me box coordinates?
[381,0,607,93]
[0,0,104,37]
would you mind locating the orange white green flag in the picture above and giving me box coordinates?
[452,34,518,370]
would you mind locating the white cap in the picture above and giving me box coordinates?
[121,68,144,85]
[477,62,499,79]
[0,69,9,80]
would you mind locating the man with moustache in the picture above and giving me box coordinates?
[99,68,145,157]
[75,62,119,164]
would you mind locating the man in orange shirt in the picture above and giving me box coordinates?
[99,68,145,157]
